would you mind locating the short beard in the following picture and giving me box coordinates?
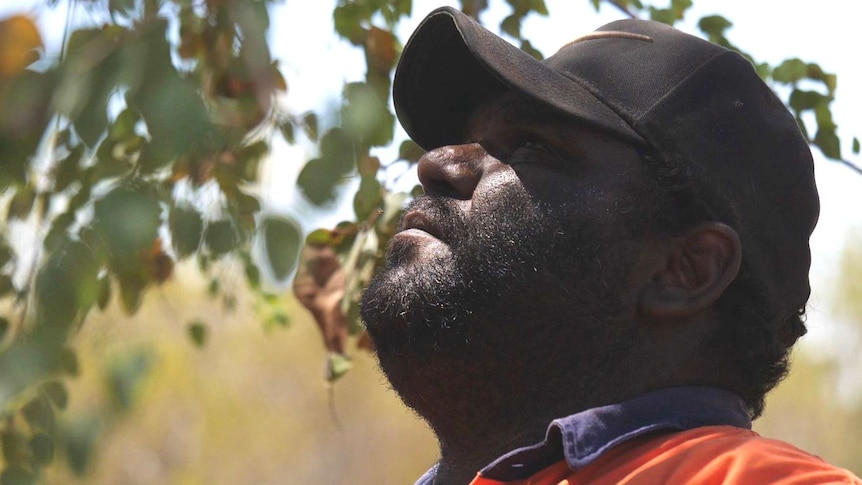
[360,183,644,425]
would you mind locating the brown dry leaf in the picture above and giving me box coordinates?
[365,27,396,73]
[0,15,43,81]
[356,330,375,352]
[142,238,174,284]
[292,244,348,354]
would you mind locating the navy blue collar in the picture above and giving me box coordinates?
[415,386,751,484]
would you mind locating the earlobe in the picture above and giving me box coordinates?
[638,222,742,321]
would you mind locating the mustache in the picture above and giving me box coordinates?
[399,195,465,245]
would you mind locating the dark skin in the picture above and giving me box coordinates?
[368,92,742,485]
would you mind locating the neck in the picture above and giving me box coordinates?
[387,354,557,485]
[378,335,652,485]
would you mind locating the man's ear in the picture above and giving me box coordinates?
[638,222,742,320]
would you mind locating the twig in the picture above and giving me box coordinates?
[327,382,343,431]
[603,0,639,19]
[834,157,862,176]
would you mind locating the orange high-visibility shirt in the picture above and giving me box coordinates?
[469,426,860,484]
[415,387,860,485]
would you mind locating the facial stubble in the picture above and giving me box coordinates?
[361,184,644,419]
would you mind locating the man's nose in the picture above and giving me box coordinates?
[416,144,485,199]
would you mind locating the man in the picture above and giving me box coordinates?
[359,6,861,485]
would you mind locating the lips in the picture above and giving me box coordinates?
[400,210,446,242]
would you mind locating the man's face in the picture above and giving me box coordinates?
[361,93,655,394]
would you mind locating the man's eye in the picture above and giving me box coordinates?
[521,141,548,152]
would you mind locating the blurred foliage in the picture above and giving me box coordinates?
[0,0,859,481]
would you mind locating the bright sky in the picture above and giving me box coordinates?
[2,0,861,397]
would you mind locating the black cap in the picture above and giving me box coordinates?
[393,7,819,315]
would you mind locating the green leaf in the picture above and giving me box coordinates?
[813,101,837,131]
[107,348,152,411]
[0,274,13,297]
[1,432,27,464]
[0,317,8,341]
[169,206,204,258]
[109,108,138,141]
[93,139,133,180]
[262,215,302,281]
[244,260,261,289]
[0,466,36,485]
[117,270,147,315]
[59,347,79,376]
[670,0,692,20]
[333,3,368,44]
[305,229,334,246]
[42,211,74,253]
[772,58,808,84]
[520,39,543,60]
[94,186,161,264]
[188,321,207,348]
[395,0,412,16]
[30,433,54,466]
[852,137,860,155]
[7,185,36,220]
[353,175,382,221]
[128,58,211,160]
[43,381,69,410]
[814,128,841,159]
[279,120,295,143]
[235,191,261,218]
[398,140,425,164]
[97,275,111,310]
[326,352,353,383]
[34,240,101,334]
[22,396,54,431]
[64,416,99,476]
[54,144,84,191]
[460,0,489,18]
[71,82,111,148]
[296,158,341,206]
[301,112,319,141]
[0,242,12,266]
[319,128,355,173]
[0,70,54,189]
[268,310,289,327]
[649,8,674,25]
[822,73,837,94]
[204,219,240,256]
[788,89,830,113]
[67,183,92,213]
[528,0,549,15]
[698,15,732,42]
[342,82,395,146]
[500,14,521,38]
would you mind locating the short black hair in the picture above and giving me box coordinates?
[640,149,807,418]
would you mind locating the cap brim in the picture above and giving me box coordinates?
[393,7,645,151]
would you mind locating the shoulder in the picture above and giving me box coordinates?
[574,426,861,485]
